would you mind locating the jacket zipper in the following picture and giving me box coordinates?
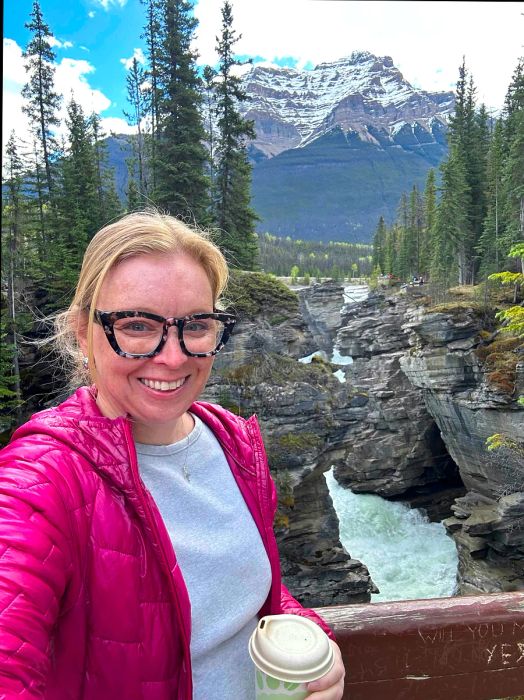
[122,418,193,699]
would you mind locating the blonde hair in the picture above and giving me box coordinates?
[53,209,229,387]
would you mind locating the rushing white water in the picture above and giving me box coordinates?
[299,282,458,601]
[325,468,458,602]
[329,285,369,378]
[299,284,368,381]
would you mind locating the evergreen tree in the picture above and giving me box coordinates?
[202,65,218,190]
[126,173,142,212]
[123,57,150,201]
[430,149,468,286]
[21,1,62,196]
[384,224,398,276]
[409,185,424,277]
[396,192,411,279]
[1,134,26,424]
[0,320,21,434]
[153,0,210,222]
[423,168,437,278]
[140,0,162,193]
[213,1,258,269]
[90,113,123,226]
[478,119,505,275]
[442,60,489,284]
[27,138,51,260]
[52,98,115,293]
[501,59,524,249]
[372,216,387,272]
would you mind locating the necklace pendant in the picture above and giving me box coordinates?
[183,463,191,482]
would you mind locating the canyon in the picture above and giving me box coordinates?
[202,274,524,606]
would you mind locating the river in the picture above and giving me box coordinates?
[301,283,458,602]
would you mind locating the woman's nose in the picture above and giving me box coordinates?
[153,327,188,365]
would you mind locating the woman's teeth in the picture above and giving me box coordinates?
[140,378,185,391]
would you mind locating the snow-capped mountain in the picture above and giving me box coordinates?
[241,51,454,158]
[238,51,454,242]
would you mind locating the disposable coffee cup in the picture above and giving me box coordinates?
[249,614,334,699]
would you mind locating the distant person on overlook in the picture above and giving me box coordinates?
[0,210,345,700]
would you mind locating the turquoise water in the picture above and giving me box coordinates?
[324,468,458,602]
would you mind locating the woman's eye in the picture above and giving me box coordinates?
[120,321,156,333]
[185,321,210,333]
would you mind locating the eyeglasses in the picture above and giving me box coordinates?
[93,310,237,359]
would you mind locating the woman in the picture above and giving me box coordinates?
[0,211,345,699]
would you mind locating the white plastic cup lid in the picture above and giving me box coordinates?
[249,614,334,683]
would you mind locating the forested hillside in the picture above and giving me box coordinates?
[370,59,524,289]
[257,233,372,280]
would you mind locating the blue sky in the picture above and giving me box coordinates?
[3,0,524,149]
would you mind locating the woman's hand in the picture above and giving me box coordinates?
[306,640,346,699]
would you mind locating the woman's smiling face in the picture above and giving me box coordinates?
[83,252,216,444]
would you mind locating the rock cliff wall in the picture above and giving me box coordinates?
[330,292,464,516]
[205,272,379,606]
[209,274,523,601]
[399,300,524,593]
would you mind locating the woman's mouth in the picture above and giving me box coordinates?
[139,377,186,392]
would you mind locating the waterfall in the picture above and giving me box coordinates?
[325,468,458,601]
[301,282,459,601]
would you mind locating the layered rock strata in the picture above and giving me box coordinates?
[205,273,378,606]
[212,274,523,599]
[330,292,463,511]
[297,280,346,354]
[400,302,524,593]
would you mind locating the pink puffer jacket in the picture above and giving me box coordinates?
[0,386,333,699]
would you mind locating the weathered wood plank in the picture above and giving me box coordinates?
[315,593,524,699]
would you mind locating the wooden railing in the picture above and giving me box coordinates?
[315,592,524,700]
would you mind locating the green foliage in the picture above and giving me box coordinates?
[0,320,21,434]
[258,233,372,278]
[494,306,524,337]
[276,432,322,451]
[267,431,323,473]
[489,243,524,336]
[486,434,524,457]
[152,0,210,222]
[212,1,259,269]
[225,269,299,320]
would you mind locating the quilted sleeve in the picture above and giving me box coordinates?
[0,450,73,698]
[279,583,335,640]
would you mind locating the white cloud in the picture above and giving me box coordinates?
[48,36,74,50]
[193,0,524,112]
[120,47,146,71]
[2,39,115,153]
[2,39,31,152]
[56,58,112,117]
[99,116,137,135]
[93,0,127,10]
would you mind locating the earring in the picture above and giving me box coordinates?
[82,356,89,370]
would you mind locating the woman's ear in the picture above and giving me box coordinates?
[75,309,90,356]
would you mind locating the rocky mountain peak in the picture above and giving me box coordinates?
[241,52,455,158]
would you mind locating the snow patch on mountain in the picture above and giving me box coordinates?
[241,51,454,158]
